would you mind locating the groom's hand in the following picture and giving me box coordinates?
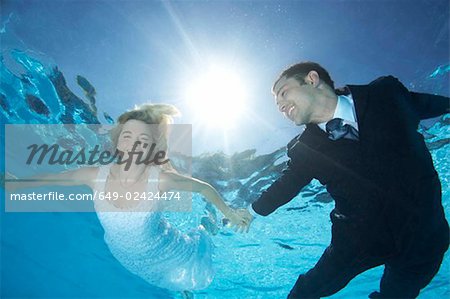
[234,208,254,233]
[224,208,254,233]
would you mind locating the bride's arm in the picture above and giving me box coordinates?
[159,171,250,231]
[4,167,99,192]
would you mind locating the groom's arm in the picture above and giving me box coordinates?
[377,75,449,119]
[250,168,309,216]
[251,154,313,216]
[409,92,449,120]
[370,76,449,120]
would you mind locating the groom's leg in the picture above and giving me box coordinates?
[288,244,383,299]
[377,224,449,298]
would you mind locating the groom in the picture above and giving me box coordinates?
[241,62,449,298]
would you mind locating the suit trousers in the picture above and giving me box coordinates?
[287,224,448,299]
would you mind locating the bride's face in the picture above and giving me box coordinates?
[116,119,153,159]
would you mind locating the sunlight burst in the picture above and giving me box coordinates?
[185,65,247,129]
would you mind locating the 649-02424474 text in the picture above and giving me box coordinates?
[8,191,182,201]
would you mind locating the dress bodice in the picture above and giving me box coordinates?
[93,165,214,291]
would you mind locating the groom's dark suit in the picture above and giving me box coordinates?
[251,76,449,298]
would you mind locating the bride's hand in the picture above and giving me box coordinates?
[1,172,19,191]
[224,208,253,233]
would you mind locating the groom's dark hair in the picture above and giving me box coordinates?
[273,61,335,91]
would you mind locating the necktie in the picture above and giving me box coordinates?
[325,118,359,141]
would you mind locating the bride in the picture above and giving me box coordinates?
[6,103,251,294]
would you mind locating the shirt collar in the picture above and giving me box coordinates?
[318,93,357,131]
[335,94,356,123]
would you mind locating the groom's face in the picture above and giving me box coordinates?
[273,75,315,126]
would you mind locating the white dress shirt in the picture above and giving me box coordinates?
[318,94,358,132]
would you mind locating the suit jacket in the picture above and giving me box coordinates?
[252,76,449,256]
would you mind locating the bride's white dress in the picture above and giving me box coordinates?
[93,165,214,291]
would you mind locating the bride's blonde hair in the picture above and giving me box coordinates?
[110,103,181,171]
